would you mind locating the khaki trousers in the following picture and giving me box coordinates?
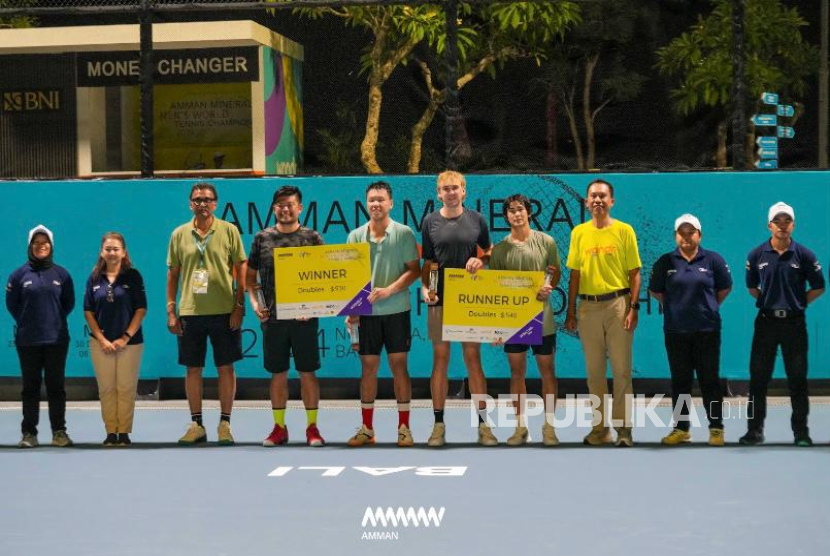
[89,340,144,434]
[577,295,634,432]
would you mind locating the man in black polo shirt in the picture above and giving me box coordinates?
[649,214,732,446]
[741,202,825,446]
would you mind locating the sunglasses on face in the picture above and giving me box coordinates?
[191,197,216,206]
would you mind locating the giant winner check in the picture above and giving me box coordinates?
[442,268,545,344]
[274,243,372,319]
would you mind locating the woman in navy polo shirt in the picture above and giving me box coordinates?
[83,232,147,447]
[649,214,732,446]
[6,225,75,448]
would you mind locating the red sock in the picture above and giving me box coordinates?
[399,411,410,428]
[398,402,411,428]
[361,403,374,430]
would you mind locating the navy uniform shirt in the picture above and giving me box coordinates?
[745,240,825,312]
[83,268,147,344]
[649,247,732,333]
[5,262,75,346]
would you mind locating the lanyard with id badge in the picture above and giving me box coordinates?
[192,231,213,294]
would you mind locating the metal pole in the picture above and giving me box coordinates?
[820,0,828,168]
[731,0,747,170]
[139,0,154,178]
[443,0,460,170]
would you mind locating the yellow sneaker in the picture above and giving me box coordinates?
[542,423,559,446]
[347,425,375,447]
[217,420,235,446]
[178,422,207,445]
[661,428,692,446]
[397,424,414,447]
[708,428,725,447]
[506,426,529,446]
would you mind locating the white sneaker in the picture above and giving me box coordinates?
[477,423,498,446]
[18,433,38,448]
[506,426,529,446]
[542,423,559,446]
[427,423,446,447]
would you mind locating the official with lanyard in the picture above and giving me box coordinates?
[741,202,825,447]
[166,182,247,446]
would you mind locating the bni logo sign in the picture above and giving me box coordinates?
[360,507,446,541]
[3,90,61,112]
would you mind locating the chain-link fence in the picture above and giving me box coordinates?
[1,0,827,177]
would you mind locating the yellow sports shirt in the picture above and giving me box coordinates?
[565,220,641,295]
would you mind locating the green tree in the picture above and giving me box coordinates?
[536,0,648,170]
[0,0,37,28]
[281,2,444,173]
[406,1,581,173]
[656,0,817,168]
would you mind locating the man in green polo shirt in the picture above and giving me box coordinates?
[345,181,421,447]
[490,194,562,446]
[166,182,247,446]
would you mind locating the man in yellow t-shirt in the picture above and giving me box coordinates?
[565,179,641,447]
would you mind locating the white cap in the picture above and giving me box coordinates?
[27,224,54,247]
[768,202,795,222]
[674,213,702,232]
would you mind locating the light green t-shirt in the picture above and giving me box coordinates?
[565,220,641,295]
[347,220,420,315]
[489,230,560,336]
[167,217,247,316]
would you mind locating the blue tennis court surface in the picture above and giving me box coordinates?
[1,399,828,556]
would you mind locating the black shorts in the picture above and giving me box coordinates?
[358,311,411,356]
[262,319,320,373]
[504,334,556,355]
[178,314,242,368]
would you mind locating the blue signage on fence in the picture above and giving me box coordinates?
[751,114,777,127]
[755,159,778,169]
[761,92,779,105]
[756,136,778,148]
[1,173,829,381]
[757,147,778,159]
[777,104,794,117]
[778,126,795,139]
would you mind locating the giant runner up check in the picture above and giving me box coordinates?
[274,243,372,319]
[442,269,545,344]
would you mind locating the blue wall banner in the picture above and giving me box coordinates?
[2,173,828,381]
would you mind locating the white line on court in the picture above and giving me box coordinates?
[1,396,829,411]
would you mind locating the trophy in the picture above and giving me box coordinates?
[254,285,269,320]
[349,321,359,346]
[428,262,439,302]
[543,265,556,286]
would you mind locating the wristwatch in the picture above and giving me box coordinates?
[630,303,641,311]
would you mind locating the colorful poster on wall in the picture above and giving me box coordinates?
[153,82,253,170]
[264,47,303,175]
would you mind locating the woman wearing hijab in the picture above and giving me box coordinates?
[83,232,147,446]
[5,225,75,448]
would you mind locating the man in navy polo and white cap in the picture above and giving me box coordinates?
[741,202,825,446]
[649,214,732,446]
